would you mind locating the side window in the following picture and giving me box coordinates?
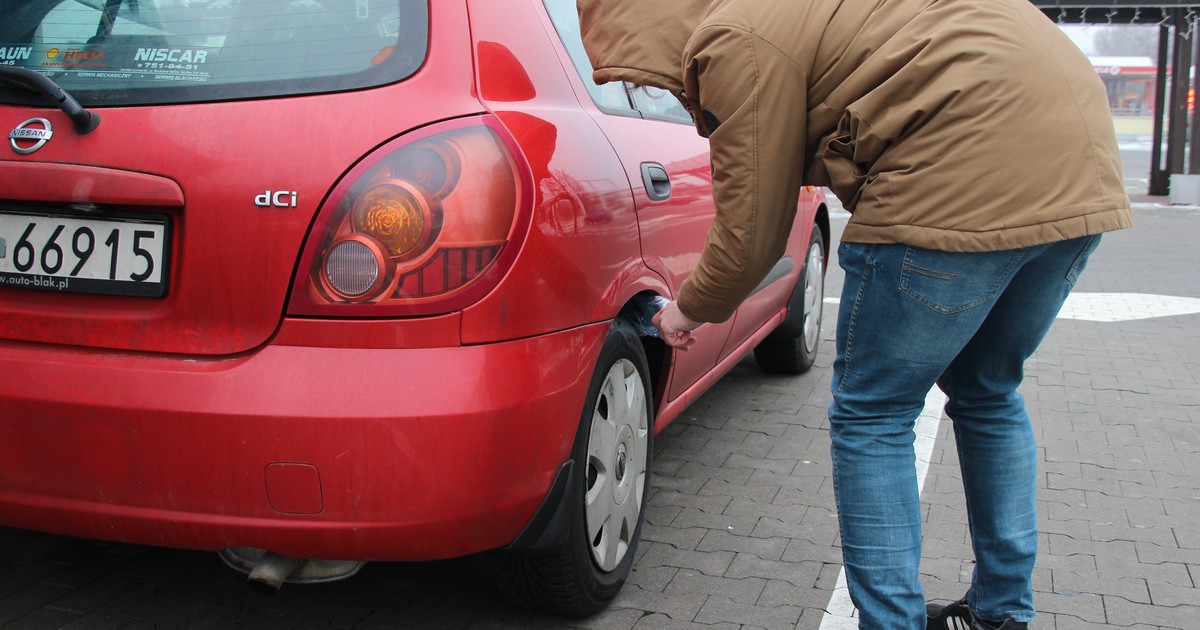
[541,0,635,115]
[541,0,693,126]
[627,84,692,124]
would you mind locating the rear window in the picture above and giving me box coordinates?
[0,0,429,106]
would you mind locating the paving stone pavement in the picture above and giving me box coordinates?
[1,205,1197,629]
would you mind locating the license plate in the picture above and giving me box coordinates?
[0,209,171,297]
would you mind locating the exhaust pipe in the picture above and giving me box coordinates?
[245,551,303,595]
[219,547,366,593]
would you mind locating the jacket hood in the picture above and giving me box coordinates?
[577,0,714,95]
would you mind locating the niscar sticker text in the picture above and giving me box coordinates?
[135,48,209,64]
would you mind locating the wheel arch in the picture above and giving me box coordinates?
[503,292,668,554]
[616,292,670,421]
[774,206,829,338]
[815,203,831,266]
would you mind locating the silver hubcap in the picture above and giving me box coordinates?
[585,358,648,572]
[802,240,825,353]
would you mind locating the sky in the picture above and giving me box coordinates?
[1063,25,1097,55]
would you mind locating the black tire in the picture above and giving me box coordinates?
[497,319,653,617]
[754,223,826,375]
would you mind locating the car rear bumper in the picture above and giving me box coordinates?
[0,321,608,562]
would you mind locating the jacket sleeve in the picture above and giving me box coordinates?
[676,24,809,323]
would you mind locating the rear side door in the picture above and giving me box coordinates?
[596,95,739,402]
[538,0,734,403]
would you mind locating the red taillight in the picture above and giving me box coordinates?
[288,117,532,316]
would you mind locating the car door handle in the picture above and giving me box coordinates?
[640,162,672,201]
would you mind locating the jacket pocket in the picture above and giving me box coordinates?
[820,112,888,213]
[821,127,867,212]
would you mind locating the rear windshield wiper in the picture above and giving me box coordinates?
[0,66,101,135]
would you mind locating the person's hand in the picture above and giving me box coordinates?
[652,301,699,349]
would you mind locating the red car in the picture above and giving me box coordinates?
[0,0,828,616]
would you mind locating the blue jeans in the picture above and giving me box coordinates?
[829,236,1101,629]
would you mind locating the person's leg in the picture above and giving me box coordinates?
[938,234,1102,627]
[829,242,1033,629]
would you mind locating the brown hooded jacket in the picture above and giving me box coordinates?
[578,0,1132,323]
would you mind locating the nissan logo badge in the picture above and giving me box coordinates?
[10,118,53,155]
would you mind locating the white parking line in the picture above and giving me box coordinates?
[1058,292,1200,321]
[825,293,1200,322]
[817,387,947,629]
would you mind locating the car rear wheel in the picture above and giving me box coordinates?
[754,224,826,374]
[497,319,652,617]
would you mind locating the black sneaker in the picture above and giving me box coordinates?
[926,596,1029,630]
[927,596,973,630]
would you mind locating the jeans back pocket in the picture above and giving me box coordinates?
[899,246,1029,315]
